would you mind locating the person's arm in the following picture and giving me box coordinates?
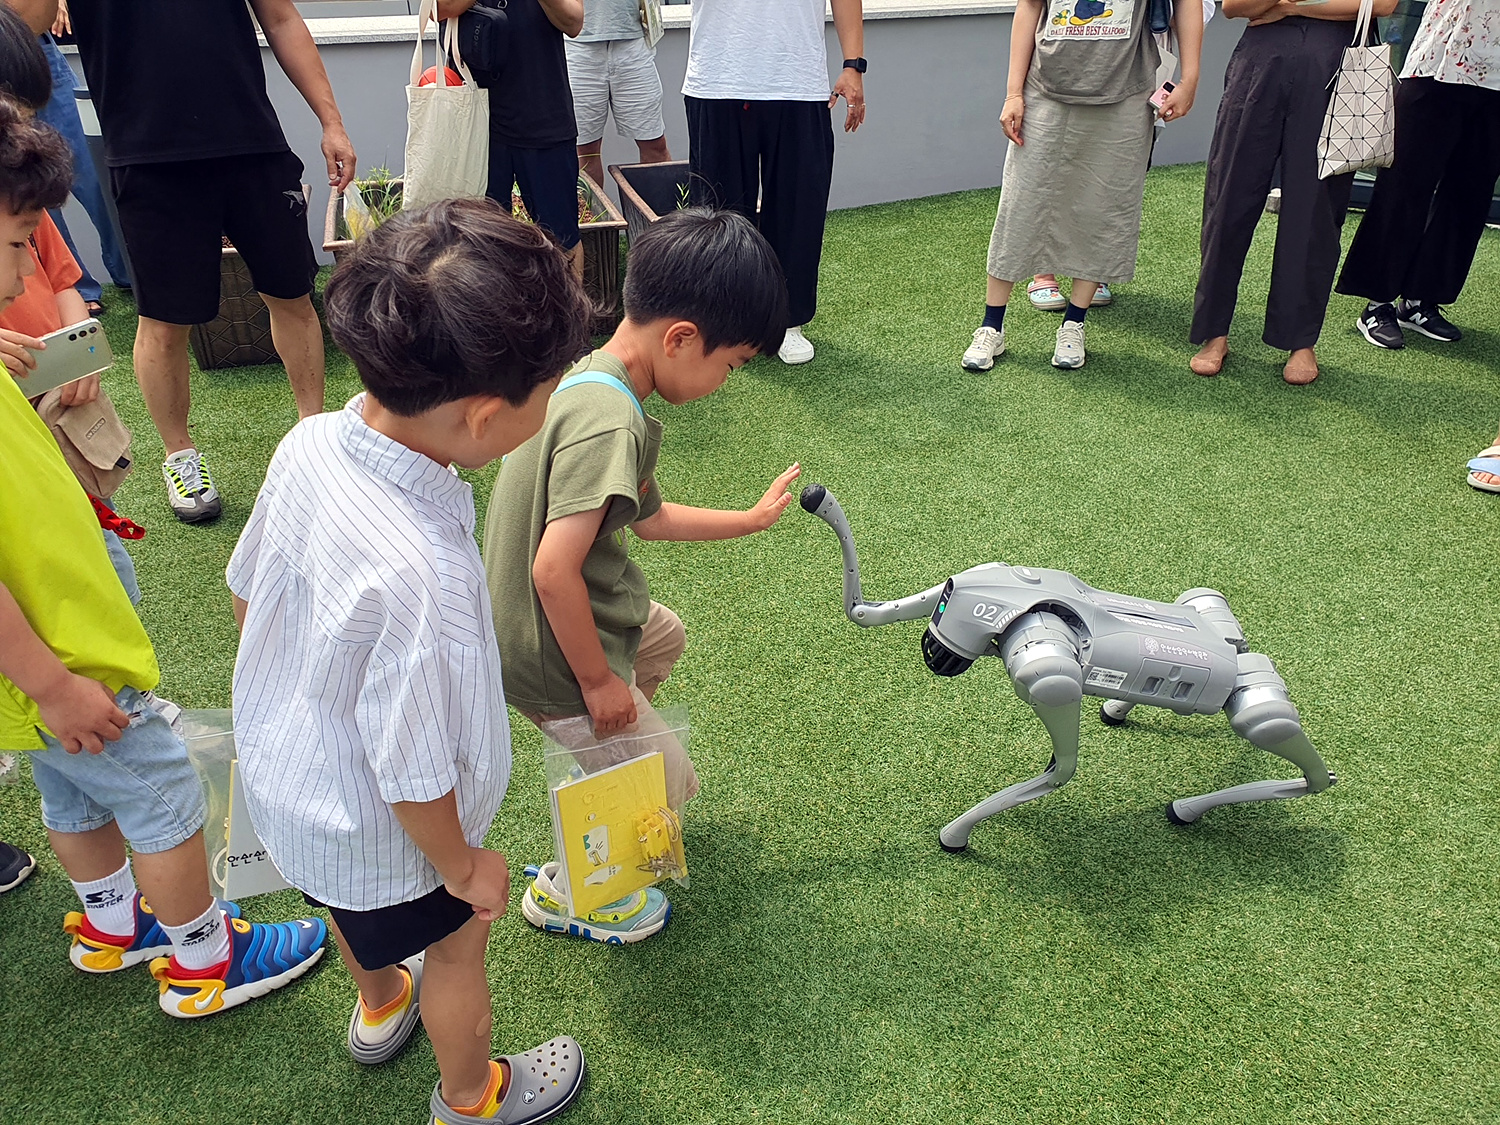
[828,0,867,133]
[1251,0,1395,23]
[533,506,637,735]
[1224,0,1280,19]
[631,463,802,543]
[1160,0,1204,121]
[233,595,248,630]
[50,0,67,37]
[1001,0,1044,145]
[390,790,510,920]
[247,0,357,191]
[0,579,129,753]
[538,0,584,38]
[436,0,477,16]
[5,0,57,35]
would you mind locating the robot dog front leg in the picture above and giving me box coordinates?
[939,612,1084,852]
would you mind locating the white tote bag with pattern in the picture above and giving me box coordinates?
[403,0,489,210]
[1317,0,1396,179]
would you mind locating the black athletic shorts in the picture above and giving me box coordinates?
[305,883,475,971]
[487,139,581,250]
[110,150,319,326]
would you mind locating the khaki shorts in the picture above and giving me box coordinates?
[521,602,699,808]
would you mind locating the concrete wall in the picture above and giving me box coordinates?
[59,8,1242,281]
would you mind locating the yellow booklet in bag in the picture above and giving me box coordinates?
[550,749,685,916]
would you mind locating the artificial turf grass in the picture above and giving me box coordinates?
[2,162,1498,1124]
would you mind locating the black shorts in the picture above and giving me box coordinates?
[487,139,581,249]
[110,150,319,326]
[305,884,475,971]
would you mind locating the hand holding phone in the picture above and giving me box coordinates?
[8,318,113,399]
[1150,80,1177,115]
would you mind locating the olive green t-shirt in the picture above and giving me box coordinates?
[483,352,663,715]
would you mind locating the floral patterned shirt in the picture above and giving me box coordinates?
[1401,0,1500,90]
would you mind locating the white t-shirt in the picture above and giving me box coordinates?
[683,0,831,101]
[228,396,511,912]
[1401,0,1500,91]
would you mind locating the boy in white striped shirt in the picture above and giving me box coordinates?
[228,200,592,1125]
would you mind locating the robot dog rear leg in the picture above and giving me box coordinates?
[1166,652,1336,825]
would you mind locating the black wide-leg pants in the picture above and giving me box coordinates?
[1191,18,1354,352]
[1337,76,1500,307]
[685,97,835,329]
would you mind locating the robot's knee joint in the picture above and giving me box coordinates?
[1016,665,1083,708]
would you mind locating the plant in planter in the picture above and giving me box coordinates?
[325,169,627,334]
[608,160,693,243]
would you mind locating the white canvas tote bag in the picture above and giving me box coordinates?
[403,0,490,210]
[1317,0,1396,179]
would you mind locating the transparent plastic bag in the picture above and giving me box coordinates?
[342,182,378,240]
[542,706,691,917]
[180,709,236,899]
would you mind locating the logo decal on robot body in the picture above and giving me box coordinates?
[1139,635,1213,666]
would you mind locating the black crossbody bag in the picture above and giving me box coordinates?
[449,0,509,87]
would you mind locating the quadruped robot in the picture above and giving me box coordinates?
[799,484,1335,851]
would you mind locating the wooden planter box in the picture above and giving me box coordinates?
[608,160,692,243]
[324,172,628,335]
[187,246,279,371]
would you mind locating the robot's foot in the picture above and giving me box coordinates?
[1165,799,1195,826]
[939,837,968,854]
[1099,700,1134,727]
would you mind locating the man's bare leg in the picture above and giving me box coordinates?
[578,142,605,188]
[635,135,671,165]
[133,316,196,455]
[262,292,325,419]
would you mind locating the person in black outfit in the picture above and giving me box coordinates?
[1337,0,1500,350]
[440,0,585,278]
[68,0,355,525]
[1188,0,1396,386]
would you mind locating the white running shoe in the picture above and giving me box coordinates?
[778,325,815,365]
[1052,322,1086,369]
[961,326,1006,372]
[161,448,222,524]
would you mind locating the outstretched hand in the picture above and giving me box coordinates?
[746,463,802,532]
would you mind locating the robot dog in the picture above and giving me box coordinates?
[800,484,1335,851]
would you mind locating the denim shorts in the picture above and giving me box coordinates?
[29,687,206,853]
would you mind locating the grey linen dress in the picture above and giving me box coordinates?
[986,0,1162,284]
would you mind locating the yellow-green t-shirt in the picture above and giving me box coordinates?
[483,351,662,715]
[0,373,158,749]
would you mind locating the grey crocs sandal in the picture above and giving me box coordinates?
[428,1037,586,1125]
[348,952,424,1065]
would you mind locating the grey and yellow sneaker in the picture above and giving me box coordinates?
[348,952,424,1065]
[520,863,670,944]
[428,1039,586,1125]
[161,447,222,524]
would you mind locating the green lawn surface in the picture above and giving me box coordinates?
[2,163,1497,1124]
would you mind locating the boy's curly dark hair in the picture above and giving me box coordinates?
[0,95,71,215]
[325,197,592,417]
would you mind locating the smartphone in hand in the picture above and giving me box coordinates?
[11,319,113,398]
[1150,80,1177,115]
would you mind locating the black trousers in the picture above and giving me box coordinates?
[685,97,835,329]
[1191,19,1354,351]
[1337,77,1500,307]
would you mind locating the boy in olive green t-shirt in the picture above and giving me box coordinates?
[483,208,797,943]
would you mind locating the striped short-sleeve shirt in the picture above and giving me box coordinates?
[228,395,511,911]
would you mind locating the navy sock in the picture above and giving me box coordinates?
[982,303,1007,331]
[1064,303,1088,324]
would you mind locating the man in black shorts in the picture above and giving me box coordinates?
[69,0,355,523]
[439,0,585,278]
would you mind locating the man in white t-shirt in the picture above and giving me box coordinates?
[569,0,672,186]
[683,0,867,365]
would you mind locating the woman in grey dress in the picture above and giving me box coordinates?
[961,0,1203,372]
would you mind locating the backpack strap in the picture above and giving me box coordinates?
[552,371,644,419]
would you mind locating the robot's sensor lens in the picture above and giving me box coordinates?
[922,629,973,677]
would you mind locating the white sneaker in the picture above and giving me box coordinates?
[161,448,222,524]
[961,326,1006,372]
[1052,321,1086,369]
[778,325,815,365]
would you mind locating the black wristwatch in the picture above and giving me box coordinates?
[842,57,868,74]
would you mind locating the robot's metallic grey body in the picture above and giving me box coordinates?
[800,485,1336,850]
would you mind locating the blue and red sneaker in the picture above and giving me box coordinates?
[64,894,241,974]
[151,913,326,1018]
